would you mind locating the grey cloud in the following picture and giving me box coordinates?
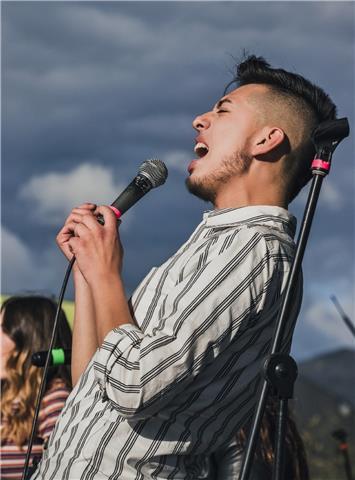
[2,1,354,360]
[19,163,126,225]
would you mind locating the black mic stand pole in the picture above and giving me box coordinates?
[239,117,350,480]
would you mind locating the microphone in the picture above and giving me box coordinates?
[31,349,71,367]
[96,159,168,225]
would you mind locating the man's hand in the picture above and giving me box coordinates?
[56,202,97,262]
[67,205,123,287]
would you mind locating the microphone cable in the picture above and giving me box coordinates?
[22,257,75,480]
[21,159,168,479]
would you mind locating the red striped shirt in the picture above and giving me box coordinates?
[0,378,70,479]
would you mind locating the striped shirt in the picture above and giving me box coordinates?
[33,205,302,479]
[0,378,70,479]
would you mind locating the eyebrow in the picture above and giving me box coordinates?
[215,98,233,109]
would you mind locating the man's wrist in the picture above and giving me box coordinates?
[73,267,89,288]
[90,272,125,301]
[90,272,133,343]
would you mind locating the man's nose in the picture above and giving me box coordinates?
[192,113,210,131]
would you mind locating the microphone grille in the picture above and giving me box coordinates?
[139,159,168,188]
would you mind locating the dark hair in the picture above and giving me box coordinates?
[226,55,337,202]
[1,295,72,446]
[237,398,309,480]
[1,295,72,386]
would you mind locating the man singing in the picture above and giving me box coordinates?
[32,55,336,479]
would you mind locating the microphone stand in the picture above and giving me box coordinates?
[238,117,350,480]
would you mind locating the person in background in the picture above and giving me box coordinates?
[213,397,310,479]
[0,295,72,480]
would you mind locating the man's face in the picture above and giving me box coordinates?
[186,84,265,204]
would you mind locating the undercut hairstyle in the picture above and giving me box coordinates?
[226,55,337,202]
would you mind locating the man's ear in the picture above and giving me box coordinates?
[251,127,285,157]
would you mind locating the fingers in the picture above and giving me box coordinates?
[77,202,97,210]
[57,203,119,253]
[67,203,96,221]
[67,204,119,230]
[56,204,95,251]
[94,206,119,229]
[59,220,80,237]
[71,203,96,215]
[64,215,96,241]
[68,204,96,222]
[73,221,90,239]
[65,205,120,241]
[62,204,97,231]
[66,204,119,230]
[67,236,80,256]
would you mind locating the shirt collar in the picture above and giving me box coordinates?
[203,205,297,238]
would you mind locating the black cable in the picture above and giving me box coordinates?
[22,256,76,480]
[20,160,169,478]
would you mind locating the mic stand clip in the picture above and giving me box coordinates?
[263,354,298,480]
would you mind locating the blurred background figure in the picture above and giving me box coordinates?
[0,295,72,479]
[213,397,309,479]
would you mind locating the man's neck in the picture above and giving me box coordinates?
[213,176,288,210]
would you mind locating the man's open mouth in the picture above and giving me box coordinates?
[194,142,209,158]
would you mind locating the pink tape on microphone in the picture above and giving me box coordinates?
[311,159,331,172]
[109,206,122,219]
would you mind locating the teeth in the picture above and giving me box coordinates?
[194,142,209,158]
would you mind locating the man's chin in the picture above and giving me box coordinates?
[185,176,215,203]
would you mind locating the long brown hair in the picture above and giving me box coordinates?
[237,397,309,480]
[1,295,72,447]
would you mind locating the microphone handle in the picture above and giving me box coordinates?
[32,349,71,367]
[97,175,152,225]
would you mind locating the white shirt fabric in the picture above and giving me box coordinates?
[33,205,302,480]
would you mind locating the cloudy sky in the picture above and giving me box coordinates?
[1,1,354,360]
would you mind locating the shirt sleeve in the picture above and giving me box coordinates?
[93,228,278,419]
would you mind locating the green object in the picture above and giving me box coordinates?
[51,348,65,365]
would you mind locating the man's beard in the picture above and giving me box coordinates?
[185,150,252,204]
